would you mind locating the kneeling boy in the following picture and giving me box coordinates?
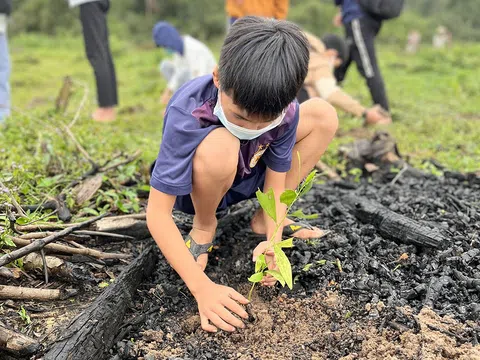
[147,17,338,333]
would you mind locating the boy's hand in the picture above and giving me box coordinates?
[193,280,249,332]
[253,241,278,287]
[333,12,342,27]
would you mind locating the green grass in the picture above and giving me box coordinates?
[1,34,479,216]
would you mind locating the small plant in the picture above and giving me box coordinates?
[18,306,31,325]
[248,153,317,300]
[348,168,363,183]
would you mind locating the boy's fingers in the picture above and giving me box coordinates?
[223,298,249,319]
[200,314,217,333]
[217,307,245,329]
[252,243,267,260]
[208,312,235,332]
[228,289,249,305]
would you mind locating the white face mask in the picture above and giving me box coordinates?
[213,92,285,140]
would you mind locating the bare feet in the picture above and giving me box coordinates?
[250,209,324,239]
[92,107,116,122]
[189,227,216,271]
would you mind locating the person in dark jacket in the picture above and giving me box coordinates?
[69,0,118,122]
[0,0,11,124]
[333,0,390,112]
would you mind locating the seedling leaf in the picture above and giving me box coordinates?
[299,170,317,196]
[302,263,313,272]
[256,188,277,223]
[290,209,319,220]
[265,270,286,286]
[280,189,297,207]
[317,260,327,265]
[255,254,267,273]
[278,238,294,248]
[273,245,293,289]
[248,272,264,283]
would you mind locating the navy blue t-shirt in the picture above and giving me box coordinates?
[150,75,300,200]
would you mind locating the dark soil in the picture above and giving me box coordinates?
[109,173,480,360]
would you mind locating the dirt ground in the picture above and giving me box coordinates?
[124,290,479,360]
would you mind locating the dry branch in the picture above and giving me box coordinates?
[0,285,77,301]
[11,238,130,260]
[16,223,70,232]
[55,76,73,114]
[0,214,108,267]
[0,324,41,357]
[98,149,142,172]
[68,79,89,128]
[74,230,135,240]
[0,267,19,279]
[0,180,26,216]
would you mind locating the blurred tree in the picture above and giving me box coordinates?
[7,0,480,42]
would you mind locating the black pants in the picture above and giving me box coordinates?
[335,16,389,111]
[80,0,118,107]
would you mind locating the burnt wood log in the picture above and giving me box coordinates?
[22,195,72,222]
[343,195,446,248]
[44,246,157,360]
[0,324,41,357]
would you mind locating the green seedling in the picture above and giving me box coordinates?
[302,263,313,272]
[18,306,31,325]
[348,168,363,183]
[248,152,318,300]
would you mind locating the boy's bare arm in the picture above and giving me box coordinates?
[147,188,210,292]
[146,188,249,332]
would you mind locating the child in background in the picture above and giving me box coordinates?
[147,17,338,333]
[300,32,391,125]
[152,22,217,105]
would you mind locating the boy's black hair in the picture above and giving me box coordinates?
[219,16,309,119]
[321,33,349,64]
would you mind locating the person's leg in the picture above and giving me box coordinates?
[189,128,240,269]
[334,28,353,84]
[0,32,10,122]
[250,98,338,238]
[79,0,117,121]
[350,17,389,110]
[103,1,118,109]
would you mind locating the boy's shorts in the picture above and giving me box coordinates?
[150,160,266,215]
